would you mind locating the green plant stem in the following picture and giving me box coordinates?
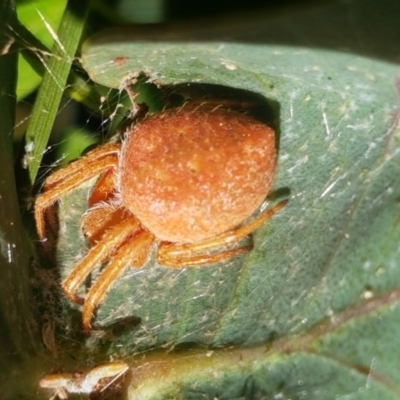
[0,0,39,359]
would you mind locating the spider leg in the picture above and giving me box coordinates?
[158,245,253,267]
[43,143,119,189]
[82,229,154,334]
[80,205,132,245]
[35,144,120,242]
[158,199,287,267]
[87,168,116,206]
[62,217,140,304]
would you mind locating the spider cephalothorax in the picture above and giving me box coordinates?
[35,102,286,333]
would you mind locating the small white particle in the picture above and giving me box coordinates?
[221,61,237,71]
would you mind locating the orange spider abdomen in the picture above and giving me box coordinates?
[120,106,276,243]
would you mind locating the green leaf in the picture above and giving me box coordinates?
[24,0,88,185]
[37,1,400,399]
[16,0,67,99]
[53,21,400,400]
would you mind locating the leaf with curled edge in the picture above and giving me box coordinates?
[51,2,400,399]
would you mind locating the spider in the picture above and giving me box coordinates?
[34,102,287,334]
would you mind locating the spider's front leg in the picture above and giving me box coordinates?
[34,144,120,243]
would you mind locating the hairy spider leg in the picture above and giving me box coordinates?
[82,229,154,333]
[158,246,252,267]
[80,205,132,245]
[62,216,141,304]
[34,143,120,242]
[87,168,116,206]
[43,143,119,189]
[158,199,288,267]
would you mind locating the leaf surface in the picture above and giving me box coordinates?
[52,1,400,398]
